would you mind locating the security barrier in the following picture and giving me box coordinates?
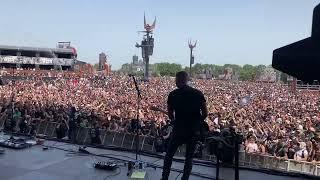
[103,131,116,146]
[287,160,317,175]
[317,166,320,176]
[37,120,48,135]
[0,117,5,129]
[122,134,135,149]
[44,122,57,137]
[1,119,320,176]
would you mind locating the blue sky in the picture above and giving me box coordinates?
[0,0,319,69]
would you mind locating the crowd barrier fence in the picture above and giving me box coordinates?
[0,118,319,176]
[295,84,320,91]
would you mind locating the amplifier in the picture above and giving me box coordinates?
[0,137,30,149]
[93,162,118,171]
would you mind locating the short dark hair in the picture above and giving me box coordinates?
[176,71,189,82]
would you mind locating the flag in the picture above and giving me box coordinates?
[240,96,251,106]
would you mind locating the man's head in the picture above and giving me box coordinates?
[175,71,189,88]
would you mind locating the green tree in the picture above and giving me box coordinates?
[223,64,241,74]
[239,64,257,81]
[190,63,222,77]
[119,63,132,73]
[155,63,182,76]
[211,65,224,77]
[255,64,267,80]
[191,63,203,74]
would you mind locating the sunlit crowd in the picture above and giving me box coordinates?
[1,69,320,163]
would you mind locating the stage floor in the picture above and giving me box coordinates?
[0,139,313,180]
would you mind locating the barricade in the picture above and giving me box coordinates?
[99,130,106,145]
[262,155,274,169]
[32,119,41,133]
[37,120,48,135]
[44,122,57,137]
[122,133,135,149]
[3,117,320,176]
[249,153,265,168]
[287,160,317,175]
[287,160,305,173]
[103,131,116,146]
[76,127,88,144]
[0,116,5,129]
[132,135,144,151]
[278,158,289,171]
[238,151,246,166]
[243,152,252,166]
[112,132,126,147]
[141,136,155,152]
[84,128,93,145]
[302,162,317,175]
[262,156,288,171]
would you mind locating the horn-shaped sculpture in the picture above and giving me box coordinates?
[144,13,156,32]
[188,39,197,49]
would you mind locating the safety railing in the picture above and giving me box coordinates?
[0,55,73,66]
[295,84,320,91]
[0,118,319,176]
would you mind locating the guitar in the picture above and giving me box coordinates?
[149,106,209,137]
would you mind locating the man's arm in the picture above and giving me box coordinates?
[167,93,174,121]
[200,94,208,121]
[167,103,174,121]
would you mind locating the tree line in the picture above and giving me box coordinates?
[118,62,288,82]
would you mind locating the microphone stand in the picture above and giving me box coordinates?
[127,74,148,177]
[9,68,15,133]
[127,75,157,178]
[130,74,141,161]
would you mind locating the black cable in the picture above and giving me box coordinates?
[104,167,121,180]
[175,172,181,180]
[94,150,215,179]
[65,151,91,157]
[45,144,215,180]
[87,144,320,180]
[97,153,136,161]
[15,133,320,180]
[151,158,162,164]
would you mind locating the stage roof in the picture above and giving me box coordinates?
[272,37,320,81]
[272,3,320,82]
[0,45,74,54]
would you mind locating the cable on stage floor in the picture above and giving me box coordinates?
[44,143,216,180]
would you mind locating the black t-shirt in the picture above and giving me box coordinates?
[167,85,206,135]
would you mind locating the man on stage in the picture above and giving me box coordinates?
[161,71,208,180]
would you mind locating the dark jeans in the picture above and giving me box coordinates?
[161,134,197,180]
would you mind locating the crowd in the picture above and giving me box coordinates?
[1,69,320,163]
